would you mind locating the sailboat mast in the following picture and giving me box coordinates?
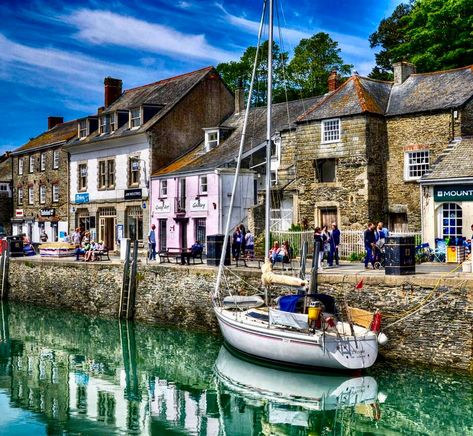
[264,0,273,258]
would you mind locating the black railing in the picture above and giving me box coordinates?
[175,198,186,214]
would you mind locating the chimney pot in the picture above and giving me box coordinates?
[104,77,123,107]
[393,61,416,85]
[48,117,63,130]
[328,70,339,92]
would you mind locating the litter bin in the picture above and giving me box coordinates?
[384,235,415,275]
[206,234,231,267]
[7,236,24,257]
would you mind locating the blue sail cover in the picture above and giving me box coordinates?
[278,295,303,313]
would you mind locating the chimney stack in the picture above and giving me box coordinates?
[393,61,416,85]
[328,70,339,92]
[104,77,123,107]
[235,78,245,114]
[48,116,63,130]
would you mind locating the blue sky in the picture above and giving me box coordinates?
[0,0,402,154]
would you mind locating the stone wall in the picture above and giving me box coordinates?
[461,98,473,137]
[5,259,472,371]
[386,112,452,231]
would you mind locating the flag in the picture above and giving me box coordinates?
[355,279,364,289]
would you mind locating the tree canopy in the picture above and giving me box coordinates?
[369,0,473,79]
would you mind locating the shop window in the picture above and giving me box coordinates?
[314,159,336,183]
[404,150,429,180]
[194,218,206,244]
[321,119,340,143]
[126,206,143,241]
[441,203,462,238]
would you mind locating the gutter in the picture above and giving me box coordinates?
[419,177,473,185]
[10,140,67,156]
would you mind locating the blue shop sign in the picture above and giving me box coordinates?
[434,185,473,202]
[75,193,90,204]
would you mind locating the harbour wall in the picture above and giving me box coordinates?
[5,259,473,372]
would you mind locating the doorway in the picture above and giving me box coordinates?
[159,219,167,251]
[98,207,116,250]
[179,221,187,249]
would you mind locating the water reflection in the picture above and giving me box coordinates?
[0,301,471,435]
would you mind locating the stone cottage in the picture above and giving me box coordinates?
[0,152,12,235]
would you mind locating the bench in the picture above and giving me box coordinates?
[171,248,204,265]
[93,249,111,261]
[158,250,171,263]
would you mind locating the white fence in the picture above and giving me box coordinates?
[271,230,422,258]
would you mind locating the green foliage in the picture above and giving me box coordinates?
[370,0,473,75]
[348,252,365,262]
[288,223,302,232]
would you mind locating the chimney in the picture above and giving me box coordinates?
[393,61,416,85]
[328,70,339,92]
[48,116,63,130]
[235,78,245,114]
[104,77,123,107]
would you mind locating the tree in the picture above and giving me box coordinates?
[288,32,352,97]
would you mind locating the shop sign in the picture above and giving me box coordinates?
[75,193,89,204]
[434,185,473,202]
[15,209,24,217]
[40,208,55,217]
[155,200,170,213]
[190,198,208,212]
[124,188,142,200]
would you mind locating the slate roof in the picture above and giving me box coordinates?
[12,120,78,154]
[67,66,215,147]
[387,65,473,116]
[298,76,392,122]
[0,153,12,181]
[154,96,321,177]
[421,137,473,182]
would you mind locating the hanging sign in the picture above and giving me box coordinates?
[434,185,473,202]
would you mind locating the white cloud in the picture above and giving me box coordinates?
[178,1,192,9]
[63,9,236,63]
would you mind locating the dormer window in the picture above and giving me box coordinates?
[79,119,88,139]
[205,129,219,152]
[110,113,116,132]
[100,114,112,134]
[130,108,141,128]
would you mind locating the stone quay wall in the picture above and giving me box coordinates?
[5,258,472,372]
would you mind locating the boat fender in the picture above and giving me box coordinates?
[370,310,382,333]
[377,332,388,345]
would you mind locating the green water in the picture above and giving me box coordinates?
[0,302,471,435]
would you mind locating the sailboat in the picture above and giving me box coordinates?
[212,0,384,370]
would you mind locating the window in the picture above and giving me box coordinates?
[0,184,7,192]
[98,159,115,189]
[199,175,208,195]
[18,188,23,205]
[28,187,34,204]
[40,185,46,204]
[405,150,429,180]
[194,218,206,244]
[205,130,219,151]
[18,158,24,175]
[130,108,141,128]
[29,155,35,173]
[128,157,140,187]
[52,184,59,202]
[110,113,116,132]
[40,153,46,171]
[315,159,336,183]
[442,203,462,238]
[53,150,60,169]
[160,180,168,198]
[100,114,112,134]
[321,119,340,143]
[78,164,88,191]
[78,120,88,138]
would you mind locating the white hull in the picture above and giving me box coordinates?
[214,307,378,370]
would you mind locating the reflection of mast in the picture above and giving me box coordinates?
[0,300,9,343]
[119,319,142,432]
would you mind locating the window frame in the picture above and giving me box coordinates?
[99,114,112,134]
[321,118,341,144]
[205,130,219,151]
[160,180,168,198]
[78,119,88,139]
[53,150,60,169]
[404,150,430,181]
[40,153,46,171]
[128,157,140,187]
[18,157,24,175]
[39,185,46,204]
[29,155,35,173]
[199,175,208,195]
[441,202,463,239]
[107,159,115,188]
[28,186,34,205]
[130,108,141,128]
[314,158,337,183]
[97,159,115,190]
[18,187,23,205]
[78,163,88,191]
[52,184,59,203]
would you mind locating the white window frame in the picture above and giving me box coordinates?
[440,202,463,239]
[205,130,219,151]
[40,153,46,171]
[18,157,23,175]
[18,188,23,205]
[160,180,168,198]
[321,118,340,143]
[52,184,59,203]
[78,164,88,191]
[28,187,34,204]
[199,175,208,195]
[130,108,141,128]
[29,155,35,173]
[78,119,88,139]
[53,150,60,169]
[40,185,46,204]
[404,150,429,181]
[100,114,112,134]
[128,157,140,187]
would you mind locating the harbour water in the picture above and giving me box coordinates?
[0,301,471,435]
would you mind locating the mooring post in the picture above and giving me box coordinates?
[126,240,139,320]
[119,239,131,318]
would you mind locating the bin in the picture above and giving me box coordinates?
[206,234,231,266]
[7,236,24,257]
[446,246,465,263]
[384,235,415,275]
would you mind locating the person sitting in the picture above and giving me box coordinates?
[75,240,91,261]
[269,241,285,265]
[282,240,292,263]
[84,241,97,262]
[180,241,203,265]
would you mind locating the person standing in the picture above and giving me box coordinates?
[328,223,340,267]
[244,230,255,259]
[313,227,324,271]
[40,229,48,243]
[364,222,376,269]
[148,224,156,261]
[239,224,246,257]
[232,226,242,261]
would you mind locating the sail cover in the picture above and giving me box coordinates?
[269,308,309,330]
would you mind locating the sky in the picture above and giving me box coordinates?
[0,0,403,154]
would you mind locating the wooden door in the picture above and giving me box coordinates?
[320,207,337,228]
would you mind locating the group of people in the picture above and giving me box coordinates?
[269,240,291,265]
[232,224,255,260]
[313,223,341,270]
[363,222,389,269]
[72,227,106,261]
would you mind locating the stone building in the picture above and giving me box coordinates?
[65,67,234,250]
[10,118,77,242]
[0,152,13,235]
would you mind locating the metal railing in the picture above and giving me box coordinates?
[174,198,186,214]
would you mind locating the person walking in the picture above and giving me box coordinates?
[148,224,156,261]
[244,229,255,259]
[364,222,376,269]
[328,223,340,267]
